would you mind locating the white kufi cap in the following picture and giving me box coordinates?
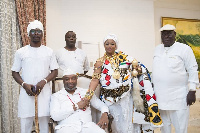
[63,68,76,76]
[27,20,44,36]
[160,24,176,32]
[103,34,118,49]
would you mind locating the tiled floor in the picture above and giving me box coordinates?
[154,98,200,133]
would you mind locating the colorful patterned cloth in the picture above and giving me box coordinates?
[133,64,163,129]
[99,51,132,106]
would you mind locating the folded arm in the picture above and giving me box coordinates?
[50,95,75,121]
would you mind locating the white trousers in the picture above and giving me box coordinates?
[56,122,106,133]
[159,108,189,133]
[20,116,49,133]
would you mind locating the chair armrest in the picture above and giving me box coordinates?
[48,117,57,133]
[108,114,114,133]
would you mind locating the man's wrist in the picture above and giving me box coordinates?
[74,103,79,110]
[21,82,25,87]
[72,104,77,111]
[43,79,48,84]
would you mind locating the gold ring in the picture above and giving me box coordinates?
[39,89,41,92]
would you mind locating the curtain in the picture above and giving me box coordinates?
[15,0,46,46]
[0,0,21,133]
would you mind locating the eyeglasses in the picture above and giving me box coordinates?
[30,30,42,35]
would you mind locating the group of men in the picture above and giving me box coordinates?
[11,20,199,133]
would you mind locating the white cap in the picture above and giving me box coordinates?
[103,34,118,49]
[63,68,76,76]
[27,20,44,36]
[160,24,176,32]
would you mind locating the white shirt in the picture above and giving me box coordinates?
[152,42,199,110]
[56,48,90,76]
[11,45,59,118]
[50,87,109,130]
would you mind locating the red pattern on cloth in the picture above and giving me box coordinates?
[104,59,109,65]
[152,94,156,100]
[105,75,111,81]
[106,81,111,86]
[146,94,156,101]
[146,94,151,101]
[102,68,109,74]
[139,80,144,87]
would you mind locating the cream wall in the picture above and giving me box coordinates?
[46,0,155,71]
[46,0,200,72]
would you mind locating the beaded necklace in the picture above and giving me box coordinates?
[67,93,86,111]
[104,53,120,79]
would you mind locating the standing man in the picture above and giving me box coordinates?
[50,68,109,133]
[11,20,58,133]
[152,24,199,133]
[56,31,90,77]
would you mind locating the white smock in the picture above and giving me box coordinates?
[11,45,59,118]
[56,48,89,76]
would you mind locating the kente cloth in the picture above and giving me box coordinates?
[133,64,163,130]
[99,51,133,105]
[98,51,134,133]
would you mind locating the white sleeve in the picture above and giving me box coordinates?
[50,52,59,71]
[11,51,22,72]
[183,47,199,91]
[90,94,109,113]
[50,94,74,121]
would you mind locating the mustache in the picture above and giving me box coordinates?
[64,84,76,90]
[65,87,77,92]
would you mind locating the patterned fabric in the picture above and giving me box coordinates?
[0,0,21,132]
[99,51,132,105]
[98,51,134,133]
[15,0,46,46]
[133,64,163,129]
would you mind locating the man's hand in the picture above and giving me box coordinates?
[35,80,46,95]
[187,91,196,106]
[23,83,35,96]
[77,98,89,110]
[97,112,109,129]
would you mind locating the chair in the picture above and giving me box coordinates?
[49,74,113,133]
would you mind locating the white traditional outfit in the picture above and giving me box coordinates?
[12,19,58,133]
[11,44,59,132]
[98,52,162,133]
[97,34,162,133]
[50,87,109,133]
[98,51,134,133]
[56,48,89,76]
[153,40,199,133]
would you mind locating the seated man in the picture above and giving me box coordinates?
[50,69,109,133]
